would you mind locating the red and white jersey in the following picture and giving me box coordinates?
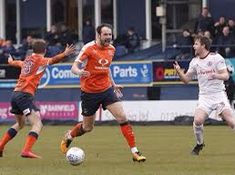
[187,53,227,95]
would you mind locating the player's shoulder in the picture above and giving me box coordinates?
[108,44,115,50]
[208,52,222,57]
[26,54,48,66]
[82,41,96,50]
[29,53,42,60]
[208,52,224,60]
[190,56,198,64]
[209,52,217,56]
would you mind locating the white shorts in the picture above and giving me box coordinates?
[197,91,231,116]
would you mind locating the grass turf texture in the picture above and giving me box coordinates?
[0,125,235,175]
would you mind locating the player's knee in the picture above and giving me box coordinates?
[18,119,25,129]
[193,119,203,126]
[83,125,93,132]
[37,120,43,130]
[227,119,235,129]
[116,116,128,124]
[32,113,43,130]
[19,122,25,129]
[32,120,43,131]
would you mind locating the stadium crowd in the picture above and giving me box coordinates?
[0,24,142,64]
[174,7,235,60]
[0,23,85,64]
[1,7,235,64]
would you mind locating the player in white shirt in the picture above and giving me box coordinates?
[174,35,235,155]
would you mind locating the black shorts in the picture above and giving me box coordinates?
[81,87,120,116]
[10,91,39,116]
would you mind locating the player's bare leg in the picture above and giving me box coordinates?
[21,111,43,158]
[220,108,235,129]
[60,115,95,154]
[0,115,25,157]
[191,108,207,155]
[106,101,146,162]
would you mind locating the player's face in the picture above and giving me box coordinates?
[193,39,204,56]
[98,27,112,46]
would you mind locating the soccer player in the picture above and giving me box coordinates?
[60,23,146,162]
[0,39,75,158]
[173,35,235,155]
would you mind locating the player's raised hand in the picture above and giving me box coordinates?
[113,84,123,98]
[64,44,76,56]
[8,54,13,63]
[173,61,181,71]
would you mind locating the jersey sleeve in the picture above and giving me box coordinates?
[187,59,197,75]
[75,46,90,62]
[40,57,49,66]
[216,54,227,71]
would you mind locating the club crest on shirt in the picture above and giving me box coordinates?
[207,61,212,67]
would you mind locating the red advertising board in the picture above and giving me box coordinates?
[152,60,197,84]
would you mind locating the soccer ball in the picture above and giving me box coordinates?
[66,147,85,166]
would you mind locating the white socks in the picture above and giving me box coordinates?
[193,122,204,145]
[131,147,138,153]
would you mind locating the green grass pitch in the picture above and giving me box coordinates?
[0,125,235,175]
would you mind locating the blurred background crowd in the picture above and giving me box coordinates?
[1,0,235,64]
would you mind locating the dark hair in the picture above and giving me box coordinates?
[96,23,113,35]
[32,39,47,54]
[128,27,135,32]
[194,35,211,50]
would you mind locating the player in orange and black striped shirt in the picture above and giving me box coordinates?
[0,39,75,158]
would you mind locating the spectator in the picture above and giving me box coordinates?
[194,7,215,36]
[1,40,17,63]
[225,64,235,108]
[174,29,193,60]
[228,19,235,38]
[216,26,235,57]
[125,27,140,53]
[44,25,60,46]
[214,16,227,37]
[59,24,74,47]
[82,19,95,44]
[204,30,213,44]
[204,30,216,51]
[18,35,34,59]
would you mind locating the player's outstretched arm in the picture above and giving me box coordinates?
[173,61,192,84]
[48,44,76,65]
[8,54,23,68]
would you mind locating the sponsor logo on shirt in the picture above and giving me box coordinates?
[95,58,109,70]
[198,69,215,75]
